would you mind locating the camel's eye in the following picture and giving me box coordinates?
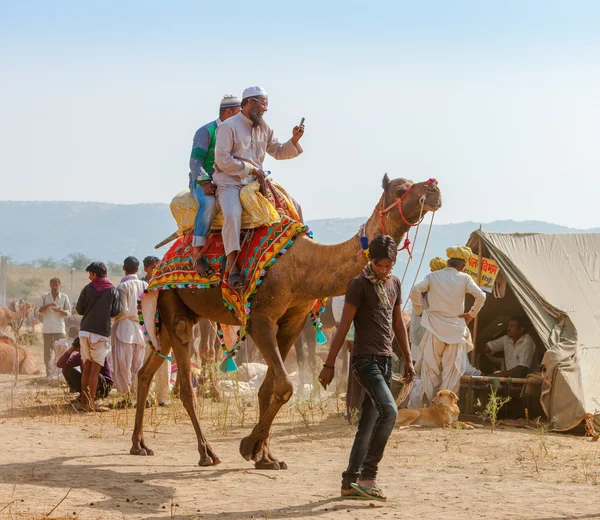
[394,185,409,198]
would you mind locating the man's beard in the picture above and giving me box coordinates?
[249,109,264,128]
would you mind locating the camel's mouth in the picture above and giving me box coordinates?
[423,185,442,213]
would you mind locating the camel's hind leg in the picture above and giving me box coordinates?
[131,291,220,466]
[240,306,310,470]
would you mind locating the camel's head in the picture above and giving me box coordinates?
[378,175,442,234]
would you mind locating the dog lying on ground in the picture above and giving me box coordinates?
[395,389,477,429]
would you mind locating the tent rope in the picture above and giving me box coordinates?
[402,211,436,312]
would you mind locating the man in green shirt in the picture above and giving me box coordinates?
[189,95,241,275]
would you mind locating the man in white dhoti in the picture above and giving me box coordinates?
[410,246,486,405]
[110,257,148,407]
[213,85,305,289]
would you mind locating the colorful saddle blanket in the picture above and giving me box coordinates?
[147,215,309,345]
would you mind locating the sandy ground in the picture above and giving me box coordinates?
[1,346,599,520]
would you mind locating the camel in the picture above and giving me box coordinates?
[132,175,442,469]
[0,335,39,375]
[0,301,34,331]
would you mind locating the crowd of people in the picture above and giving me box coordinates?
[38,255,165,412]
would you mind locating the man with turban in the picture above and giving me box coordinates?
[410,246,486,404]
[189,95,241,276]
[213,86,305,289]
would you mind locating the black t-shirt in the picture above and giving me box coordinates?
[345,274,402,357]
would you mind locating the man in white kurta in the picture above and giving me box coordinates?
[213,85,304,288]
[410,247,486,404]
[110,258,148,400]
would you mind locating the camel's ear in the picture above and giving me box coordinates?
[382,173,390,191]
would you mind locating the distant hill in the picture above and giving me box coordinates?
[2,200,599,293]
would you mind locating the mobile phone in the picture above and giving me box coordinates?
[299,117,305,127]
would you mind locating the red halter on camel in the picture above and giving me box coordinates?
[377,178,437,254]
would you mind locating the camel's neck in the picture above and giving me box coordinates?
[299,205,411,298]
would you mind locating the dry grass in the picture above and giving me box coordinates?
[6,265,121,304]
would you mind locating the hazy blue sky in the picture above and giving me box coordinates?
[1,1,599,228]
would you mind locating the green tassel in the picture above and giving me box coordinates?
[220,355,238,373]
[316,328,327,345]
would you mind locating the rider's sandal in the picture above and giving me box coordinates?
[228,272,244,290]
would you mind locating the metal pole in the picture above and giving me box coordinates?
[0,256,7,307]
[470,234,484,366]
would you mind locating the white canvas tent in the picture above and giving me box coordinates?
[466,231,600,431]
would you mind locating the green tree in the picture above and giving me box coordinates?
[107,261,122,275]
[36,257,58,269]
[6,277,43,300]
[63,253,92,271]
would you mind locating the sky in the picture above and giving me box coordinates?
[1,1,599,228]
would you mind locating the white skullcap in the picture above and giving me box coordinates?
[220,95,241,108]
[242,86,268,100]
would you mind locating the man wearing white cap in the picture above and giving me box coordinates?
[213,86,305,289]
[189,95,241,276]
[410,246,486,404]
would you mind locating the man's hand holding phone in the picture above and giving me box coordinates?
[292,117,305,145]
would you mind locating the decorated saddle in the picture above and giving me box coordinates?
[143,180,326,372]
[170,180,300,237]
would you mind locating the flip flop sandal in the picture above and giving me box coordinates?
[340,489,370,500]
[350,483,387,502]
[228,273,245,290]
[194,256,215,277]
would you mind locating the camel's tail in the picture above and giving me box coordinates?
[141,290,160,349]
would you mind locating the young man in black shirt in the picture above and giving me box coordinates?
[319,235,415,501]
[76,262,121,412]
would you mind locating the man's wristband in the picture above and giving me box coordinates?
[323,364,335,370]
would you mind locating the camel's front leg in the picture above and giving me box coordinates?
[130,347,168,456]
[171,314,221,467]
[240,309,308,469]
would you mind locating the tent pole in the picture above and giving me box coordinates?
[471,233,484,366]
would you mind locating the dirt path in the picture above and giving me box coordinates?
[1,372,599,520]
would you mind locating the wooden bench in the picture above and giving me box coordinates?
[461,375,542,414]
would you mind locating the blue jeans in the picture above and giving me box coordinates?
[342,355,397,489]
[190,181,217,247]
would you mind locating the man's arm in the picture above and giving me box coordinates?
[111,288,124,318]
[54,295,71,317]
[190,127,213,182]
[392,305,415,381]
[465,277,486,317]
[410,276,430,316]
[495,336,536,378]
[75,288,86,316]
[265,127,303,160]
[214,125,253,178]
[56,347,77,369]
[494,365,530,378]
[318,303,357,389]
[38,294,54,313]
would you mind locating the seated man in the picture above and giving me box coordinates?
[56,337,114,399]
[479,315,536,378]
[213,85,305,289]
[189,95,241,276]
